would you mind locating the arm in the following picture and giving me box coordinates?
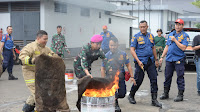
[126,63,136,85]
[152,46,159,67]
[171,36,187,51]
[159,45,169,64]
[80,46,92,77]
[63,36,70,53]
[101,67,106,78]
[50,36,56,53]
[192,36,200,50]
[19,45,34,65]
[152,46,158,60]
[174,39,187,51]
[0,42,4,53]
[130,47,140,63]
[12,48,16,60]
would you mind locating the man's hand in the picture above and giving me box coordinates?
[137,61,144,70]
[155,60,159,68]
[13,54,16,60]
[67,50,70,54]
[130,77,137,86]
[171,36,176,42]
[87,74,93,78]
[159,58,163,65]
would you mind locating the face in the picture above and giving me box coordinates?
[103,29,107,33]
[139,22,148,34]
[109,40,118,53]
[175,23,184,32]
[91,42,101,50]
[57,27,62,34]
[157,31,162,36]
[7,27,13,34]
[37,35,48,46]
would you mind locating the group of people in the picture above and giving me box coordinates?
[0,18,200,112]
[73,19,199,112]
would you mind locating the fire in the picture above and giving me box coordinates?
[82,71,120,97]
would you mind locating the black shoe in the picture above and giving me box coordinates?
[160,87,169,100]
[128,94,136,104]
[174,90,184,102]
[22,103,35,112]
[198,92,200,96]
[8,73,18,80]
[158,66,162,72]
[115,99,121,112]
[151,93,162,108]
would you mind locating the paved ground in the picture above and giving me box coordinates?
[0,50,200,112]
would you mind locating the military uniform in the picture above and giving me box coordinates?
[100,31,115,54]
[74,43,105,79]
[51,33,69,57]
[19,40,57,109]
[154,36,165,58]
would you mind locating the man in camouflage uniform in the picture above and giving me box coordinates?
[51,26,70,57]
[20,30,70,112]
[74,35,105,79]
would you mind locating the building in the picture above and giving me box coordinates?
[109,0,200,36]
[0,0,136,57]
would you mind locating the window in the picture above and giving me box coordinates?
[54,2,67,13]
[80,8,90,17]
[109,18,111,24]
[121,2,123,5]
[99,12,101,18]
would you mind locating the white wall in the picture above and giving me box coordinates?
[0,13,10,34]
[41,0,132,49]
[122,10,177,36]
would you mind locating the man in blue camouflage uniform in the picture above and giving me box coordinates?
[101,37,136,112]
[0,26,18,80]
[100,25,115,54]
[128,20,162,108]
[159,19,189,102]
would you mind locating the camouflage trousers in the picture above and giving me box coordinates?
[73,63,91,79]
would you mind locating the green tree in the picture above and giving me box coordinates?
[195,23,200,29]
[192,0,200,8]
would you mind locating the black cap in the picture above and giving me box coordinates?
[157,29,163,33]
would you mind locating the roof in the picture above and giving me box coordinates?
[111,12,137,19]
[0,0,117,12]
[55,0,117,12]
[0,0,39,2]
[117,0,200,14]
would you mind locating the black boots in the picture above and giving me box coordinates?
[128,92,136,104]
[158,66,162,72]
[8,72,18,80]
[160,87,169,100]
[115,99,121,112]
[22,103,35,112]
[174,90,184,102]
[151,93,162,108]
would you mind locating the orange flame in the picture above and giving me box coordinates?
[82,71,120,97]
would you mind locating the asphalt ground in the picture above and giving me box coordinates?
[0,50,199,112]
